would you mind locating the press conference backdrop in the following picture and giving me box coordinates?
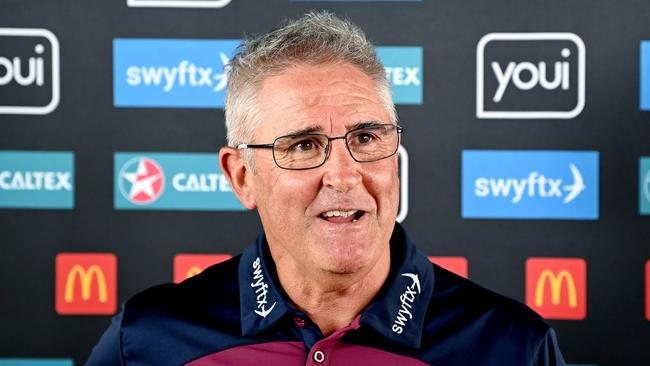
[0,0,648,365]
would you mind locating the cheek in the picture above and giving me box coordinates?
[254,170,320,219]
[366,163,400,209]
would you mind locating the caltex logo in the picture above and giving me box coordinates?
[118,157,164,205]
[641,170,650,202]
[641,158,650,215]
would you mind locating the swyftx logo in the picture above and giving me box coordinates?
[392,273,421,334]
[477,33,585,119]
[462,151,599,219]
[474,164,585,204]
[0,28,60,114]
[114,39,239,108]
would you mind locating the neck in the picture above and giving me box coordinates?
[271,246,391,336]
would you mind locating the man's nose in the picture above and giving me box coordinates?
[321,139,362,192]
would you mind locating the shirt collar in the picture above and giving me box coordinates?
[239,232,294,337]
[238,223,435,348]
[360,223,435,349]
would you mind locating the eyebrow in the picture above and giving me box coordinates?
[345,121,385,130]
[284,125,324,136]
[282,121,385,137]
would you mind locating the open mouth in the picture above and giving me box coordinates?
[318,210,365,223]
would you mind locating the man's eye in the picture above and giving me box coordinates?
[291,139,317,152]
[355,133,375,144]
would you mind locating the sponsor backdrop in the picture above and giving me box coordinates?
[0,1,648,365]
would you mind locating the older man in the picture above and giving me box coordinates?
[88,12,565,365]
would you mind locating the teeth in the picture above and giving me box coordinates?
[322,210,356,218]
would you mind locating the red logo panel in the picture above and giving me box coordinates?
[428,256,468,278]
[174,254,232,283]
[55,253,117,315]
[526,258,586,320]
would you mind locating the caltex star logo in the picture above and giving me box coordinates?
[118,157,164,204]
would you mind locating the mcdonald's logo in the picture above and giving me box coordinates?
[646,260,649,321]
[428,256,468,278]
[55,253,117,315]
[173,254,232,283]
[526,258,586,320]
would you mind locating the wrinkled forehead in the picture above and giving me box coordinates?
[253,62,391,140]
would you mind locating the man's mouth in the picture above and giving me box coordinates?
[318,210,365,223]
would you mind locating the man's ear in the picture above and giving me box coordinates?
[219,147,257,209]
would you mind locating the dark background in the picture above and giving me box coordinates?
[0,0,649,365]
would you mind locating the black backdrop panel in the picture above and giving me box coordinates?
[0,1,649,365]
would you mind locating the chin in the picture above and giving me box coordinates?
[315,242,373,275]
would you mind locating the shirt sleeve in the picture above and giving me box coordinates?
[532,328,566,366]
[85,305,126,366]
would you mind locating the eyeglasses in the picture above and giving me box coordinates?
[237,123,403,170]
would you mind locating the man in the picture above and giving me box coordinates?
[88,12,565,365]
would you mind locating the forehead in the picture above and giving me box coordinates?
[254,62,390,138]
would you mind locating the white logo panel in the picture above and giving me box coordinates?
[476,32,585,119]
[0,28,60,115]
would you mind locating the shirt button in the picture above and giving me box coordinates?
[313,350,325,363]
[293,317,305,328]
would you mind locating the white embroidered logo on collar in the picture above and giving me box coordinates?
[392,273,421,334]
[251,257,277,318]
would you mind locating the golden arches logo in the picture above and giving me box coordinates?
[64,265,108,303]
[534,270,577,308]
[185,266,203,280]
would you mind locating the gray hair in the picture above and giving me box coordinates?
[224,11,396,147]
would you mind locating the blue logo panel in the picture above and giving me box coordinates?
[462,151,599,219]
[0,360,73,366]
[642,41,650,111]
[0,151,74,209]
[640,157,650,215]
[113,39,240,108]
[376,46,423,105]
[114,152,244,211]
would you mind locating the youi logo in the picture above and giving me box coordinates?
[113,39,239,108]
[0,28,60,114]
[462,151,598,219]
[476,33,585,119]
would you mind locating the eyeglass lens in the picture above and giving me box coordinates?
[272,124,399,169]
